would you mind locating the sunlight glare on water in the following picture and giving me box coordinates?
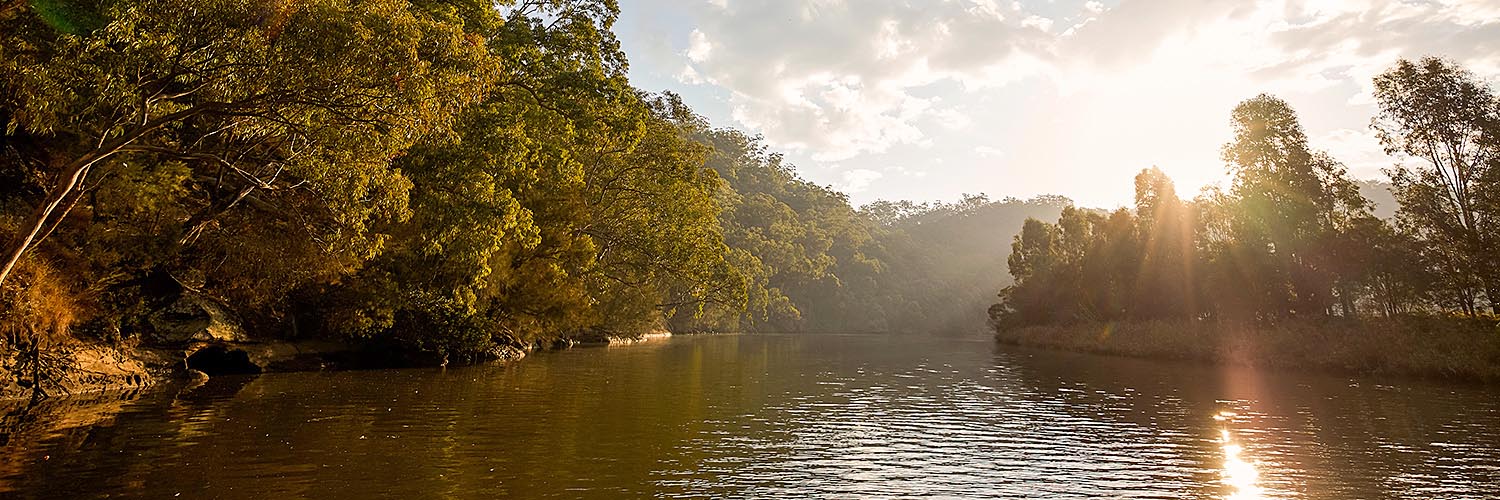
[1219,417,1263,500]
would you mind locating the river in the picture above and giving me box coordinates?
[2,334,1498,499]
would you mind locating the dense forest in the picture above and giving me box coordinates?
[5,0,1493,392]
[0,0,1062,379]
[992,57,1500,329]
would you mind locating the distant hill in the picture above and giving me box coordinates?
[865,196,1070,335]
[1357,179,1398,221]
[824,180,1398,337]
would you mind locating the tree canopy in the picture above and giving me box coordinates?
[993,58,1500,329]
[4,2,1495,370]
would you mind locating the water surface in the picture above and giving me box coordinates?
[2,334,1498,498]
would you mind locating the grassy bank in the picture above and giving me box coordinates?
[995,317,1500,383]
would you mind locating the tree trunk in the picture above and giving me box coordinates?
[1339,285,1357,320]
[0,103,219,287]
[1487,283,1500,316]
[0,161,92,287]
[176,184,256,248]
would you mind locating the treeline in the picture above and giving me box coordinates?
[992,57,1500,328]
[0,0,1040,367]
[860,194,1068,333]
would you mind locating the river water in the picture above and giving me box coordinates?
[2,334,1498,499]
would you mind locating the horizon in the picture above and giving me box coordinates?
[617,0,1500,208]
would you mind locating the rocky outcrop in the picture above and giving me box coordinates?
[146,293,248,345]
[545,329,675,349]
[485,344,527,363]
[4,272,536,400]
[599,331,673,346]
[0,340,173,400]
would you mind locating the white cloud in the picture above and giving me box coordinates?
[1316,128,1393,179]
[975,146,1005,157]
[933,108,972,130]
[620,0,1500,205]
[686,29,713,63]
[676,65,706,85]
[888,164,930,178]
[840,168,885,193]
[642,0,1053,162]
[1021,15,1054,32]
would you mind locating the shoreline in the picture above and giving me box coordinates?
[993,318,1500,384]
[0,331,695,401]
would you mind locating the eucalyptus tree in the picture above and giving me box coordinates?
[311,0,745,357]
[1132,167,1195,319]
[994,217,1062,326]
[0,0,498,287]
[1373,57,1500,314]
[1220,95,1371,318]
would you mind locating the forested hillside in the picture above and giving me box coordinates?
[859,195,1067,334]
[0,0,1047,377]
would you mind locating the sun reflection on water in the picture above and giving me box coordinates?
[1218,412,1263,500]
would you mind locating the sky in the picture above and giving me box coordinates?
[614,0,1500,208]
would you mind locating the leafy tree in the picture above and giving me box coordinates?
[1132,167,1195,319]
[996,97,1379,328]
[312,1,743,359]
[0,0,498,288]
[1219,94,1371,318]
[1373,57,1500,314]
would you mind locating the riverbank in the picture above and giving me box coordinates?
[994,317,1500,383]
[0,330,681,400]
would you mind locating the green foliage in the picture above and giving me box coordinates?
[302,3,745,359]
[1215,94,1372,318]
[994,91,1437,329]
[4,0,1069,361]
[1373,57,1500,315]
[12,0,1494,373]
[1,0,500,330]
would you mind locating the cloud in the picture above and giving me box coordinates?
[1316,127,1393,179]
[676,65,706,85]
[1022,15,1055,32]
[933,107,972,130]
[621,0,1500,204]
[1264,0,1500,102]
[975,146,1005,157]
[642,0,1053,161]
[686,29,713,62]
[840,168,885,193]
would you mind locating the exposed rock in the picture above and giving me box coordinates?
[0,340,176,400]
[484,344,526,363]
[240,340,354,372]
[602,331,673,346]
[147,294,247,345]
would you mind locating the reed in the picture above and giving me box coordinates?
[995,317,1500,383]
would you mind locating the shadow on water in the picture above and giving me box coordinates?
[0,374,260,498]
[0,334,1495,499]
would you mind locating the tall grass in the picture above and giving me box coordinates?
[0,258,83,397]
[995,317,1500,383]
